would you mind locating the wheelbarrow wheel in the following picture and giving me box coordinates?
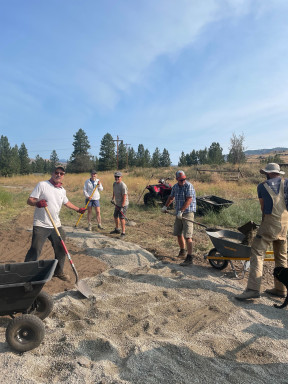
[28,291,54,320]
[208,248,229,270]
[6,314,45,352]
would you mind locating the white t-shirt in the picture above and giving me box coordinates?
[30,180,69,228]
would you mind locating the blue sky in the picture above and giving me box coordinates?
[1,0,287,165]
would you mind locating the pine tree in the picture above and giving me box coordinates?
[136,144,145,167]
[33,155,46,173]
[118,141,127,170]
[207,142,225,164]
[10,145,21,175]
[19,143,31,174]
[151,147,161,168]
[128,147,137,167]
[98,133,116,171]
[178,151,187,166]
[160,148,171,167]
[68,128,93,173]
[0,135,12,176]
[49,150,59,172]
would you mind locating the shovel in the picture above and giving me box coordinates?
[111,201,136,226]
[45,206,93,298]
[75,184,98,227]
[165,211,218,231]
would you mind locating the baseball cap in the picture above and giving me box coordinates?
[91,170,97,174]
[176,170,186,180]
[114,171,122,177]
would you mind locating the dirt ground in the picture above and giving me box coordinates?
[0,210,275,295]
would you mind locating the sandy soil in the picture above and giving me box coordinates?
[1,213,288,383]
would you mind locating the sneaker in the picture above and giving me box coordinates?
[87,223,92,231]
[54,273,70,282]
[177,249,187,258]
[235,289,260,301]
[180,254,193,266]
[121,233,126,237]
[264,288,286,298]
[110,228,120,234]
[98,224,104,229]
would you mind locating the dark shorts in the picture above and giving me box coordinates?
[85,199,100,207]
[114,205,128,219]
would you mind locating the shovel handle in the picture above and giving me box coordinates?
[164,210,207,228]
[45,206,79,283]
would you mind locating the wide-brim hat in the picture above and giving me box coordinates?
[260,163,285,175]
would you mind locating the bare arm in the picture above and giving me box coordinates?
[64,201,81,212]
[27,197,38,207]
[180,197,193,212]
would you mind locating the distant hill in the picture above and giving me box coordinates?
[245,147,288,156]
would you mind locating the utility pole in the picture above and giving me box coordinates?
[113,135,122,170]
[124,143,131,168]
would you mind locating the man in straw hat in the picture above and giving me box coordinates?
[236,163,288,301]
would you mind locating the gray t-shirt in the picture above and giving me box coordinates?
[113,181,129,207]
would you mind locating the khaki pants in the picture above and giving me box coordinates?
[247,234,287,292]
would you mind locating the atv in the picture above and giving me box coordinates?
[144,178,172,207]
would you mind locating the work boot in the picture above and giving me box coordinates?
[180,254,193,266]
[98,224,104,229]
[264,288,286,298]
[110,228,120,234]
[177,249,187,258]
[87,223,92,231]
[235,289,260,301]
[53,272,70,282]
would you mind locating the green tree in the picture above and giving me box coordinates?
[98,133,116,171]
[160,148,171,167]
[10,145,21,175]
[68,128,93,173]
[49,150,59,172]
[128,147,137,167]
[0,135,12,176]
[197,148,208,164]
[144,149,151,167]
[227,133,246,164]
[207,142,225,164]
[178,151,187,166]
[118,141,127,170]
[19,143,31,174]
[136,144,145,167]
[151,147,161,168]
[32,155,46,173]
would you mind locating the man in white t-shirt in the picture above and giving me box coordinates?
[24,166,86,281]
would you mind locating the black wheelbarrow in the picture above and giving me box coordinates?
[204,229,274,278]
[196,195,233,215]
[0,259,57,352]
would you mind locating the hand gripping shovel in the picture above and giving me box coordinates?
[75,184,98,227]
[111,201,136,226]
[45,206,93,298]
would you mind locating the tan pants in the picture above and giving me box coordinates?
[247,235,287,292]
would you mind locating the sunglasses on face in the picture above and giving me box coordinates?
[178,179,186,182]
[55,171,65,176]
[115,176,120,179]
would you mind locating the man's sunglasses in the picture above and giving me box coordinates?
[55,171,65,176]
[114,176,120,179]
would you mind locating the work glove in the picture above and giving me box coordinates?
[176,211,183,220]
[78,207,87,214]
[161,206,168,213]
[36,199,47,208]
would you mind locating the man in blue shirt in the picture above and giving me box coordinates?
[162,170,196,266]
[236,163,288,301]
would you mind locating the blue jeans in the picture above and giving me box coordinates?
[25,226,66,275]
